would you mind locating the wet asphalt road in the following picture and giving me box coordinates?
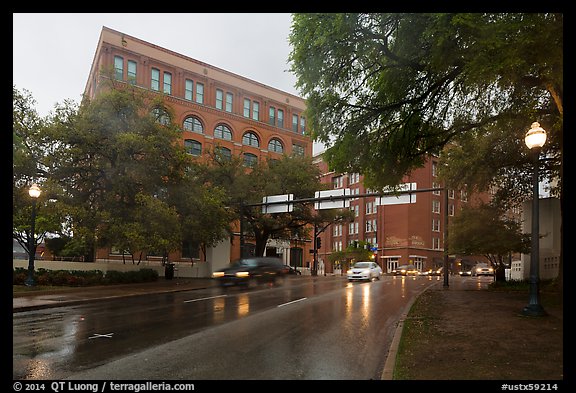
[13,275,440,380]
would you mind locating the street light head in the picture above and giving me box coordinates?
[525,122,547,149]
[28,184,41,199]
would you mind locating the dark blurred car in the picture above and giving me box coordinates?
[459,270,472,277]
[212,257,286,288]
[284,265,301,275]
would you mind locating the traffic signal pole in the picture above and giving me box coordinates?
[244,186,446,281]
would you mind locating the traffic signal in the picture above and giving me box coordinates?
[315,237,322,249]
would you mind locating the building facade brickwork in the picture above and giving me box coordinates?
[85,27,312,269]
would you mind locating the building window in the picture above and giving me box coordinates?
[114,56,124,80]
[292,144,304,156]
[183,116,203,133]
[196,83,204,104]
[292,114,298,132]
[432,182,441,195]
[333,176,343,189]
[151,68,160,91]
[243,98,251,118]
[365,219,377,232]
[214,124,233,140]
[185,79,193,101]
[163,72,172,95]
[432,218,440,232]
[300,117,306,134]
[269,106,275,126]
[432,161,438,177]
[449,204,455,216]
[216,89,223,110]
[242,131,260,147]
[127,60,137,84]
[349,173,360,184]
[349,221,358,235]
[432,200,440,214]
[225,92,233,112]
[448,189,455,199]
[432,237,441,250]
[277,109,284,128]
[243,152,258,167]
[366,201,375,214]
[268,138,284,153]
[461,190,468,202]
[152,108,170,126]
[215,146,232,161]
[184,139,202,156]
[252,101,259,121]
[333,224,342,237]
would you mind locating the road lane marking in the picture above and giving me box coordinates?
[184,295,228,303]
[89,333,114,339]
[277,297,307,308]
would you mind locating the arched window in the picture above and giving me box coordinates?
[215,146,232,161]
[242,131,260,147]
[214,124,233,140]
[243,152,258,167]
[152,107,170,126]
[268,138,284,153]
[184,139,202,156]
[183,116,203,133]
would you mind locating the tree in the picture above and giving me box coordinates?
[448,204,530,281]
[43,86,189,261]
[289,13,562,191]
[198,151,329,257]
[167,172,235,262]
[289,12,563,290]
[329,240,376,273]
[13,87,67,256]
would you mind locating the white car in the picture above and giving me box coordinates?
[474,266,494,276]
[347,261,383,281]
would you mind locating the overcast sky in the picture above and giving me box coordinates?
[13,13,327,150]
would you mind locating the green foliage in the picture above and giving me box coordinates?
[289,13,562,198]
[13,267,159,286]
[194,152,327,256]
[448,204,530,264]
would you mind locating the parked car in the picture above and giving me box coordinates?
[284,265,301,275]
[474,266,494,276]
[347,261,383,281]
[212,257,286,288]
[393,264,419,276]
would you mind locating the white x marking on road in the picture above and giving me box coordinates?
[89,333,114,339]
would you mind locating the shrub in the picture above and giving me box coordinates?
[13,267,158,287]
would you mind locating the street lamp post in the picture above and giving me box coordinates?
[24,183,41,287]
[522,122,547,317]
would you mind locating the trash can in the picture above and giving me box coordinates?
[165,263,175,280]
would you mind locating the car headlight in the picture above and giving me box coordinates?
[235,271,250,278]
[347,270,353,274]
[212,272,224,278]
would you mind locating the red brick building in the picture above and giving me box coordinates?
[84,27,312,271]
[313,154,491,274]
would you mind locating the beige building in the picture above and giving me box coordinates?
[512,197,562,280]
